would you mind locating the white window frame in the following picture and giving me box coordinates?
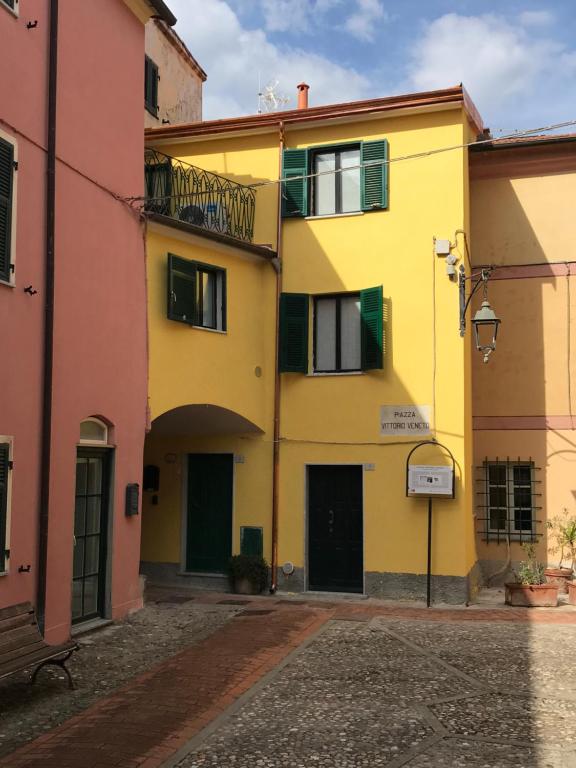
[0,128,18,287]
[0,0,19,18]
[0,436,14,575]
[79,418,109,446]
[485,460,536,540]
[313,292,361,374]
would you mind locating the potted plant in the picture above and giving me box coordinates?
[545,509,576,593]
[228,554,269,595]
[505,544,559,607]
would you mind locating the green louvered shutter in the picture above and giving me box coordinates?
[281,149,308,218]
[0,443,9,573]
[360,286,383,370]
[2,0,15,8]
[168,254,197,324]
[279,293,309,372]
[0,138,14,283]
[361,140,388,212]
[145,161,172,216]
[145,56,159,115]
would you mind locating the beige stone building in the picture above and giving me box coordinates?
[144,19,206,128]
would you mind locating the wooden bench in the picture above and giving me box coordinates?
[0,602,78,689]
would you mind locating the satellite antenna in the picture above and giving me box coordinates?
[258,78,290,113]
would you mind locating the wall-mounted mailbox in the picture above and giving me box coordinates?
[240,526,263,557]
[125,483,140,516]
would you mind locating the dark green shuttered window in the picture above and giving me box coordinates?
[361,141,388,211]
[0,443,10,573]
[281,149,308,217]
[360,286,383,369]
[1,0,16,10]
[0,137,14,282]
[144,55,159,117]
[279,293,309,372]
[281,140,388,218]
[279,287,383,372]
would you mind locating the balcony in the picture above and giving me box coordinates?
[144,148,256,243]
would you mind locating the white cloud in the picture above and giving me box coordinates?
[344,0,388,42]
[519,10,554,27]
[168,0,370,119]
[257,0,340,33]
[408,14,563,110]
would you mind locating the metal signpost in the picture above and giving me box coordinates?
[405,440,455,607]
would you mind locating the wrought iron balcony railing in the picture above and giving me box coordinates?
[144,148,256,243]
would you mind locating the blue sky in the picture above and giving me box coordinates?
[168,0,576,133]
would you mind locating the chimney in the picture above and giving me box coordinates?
[297,82,309,110]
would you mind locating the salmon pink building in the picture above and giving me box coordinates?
[0,0,175,643]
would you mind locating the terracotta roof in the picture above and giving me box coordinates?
[145,85,484,141]
[147,0,176,26]
[472,133,576,150]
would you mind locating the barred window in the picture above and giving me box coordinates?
[478,459,540,542]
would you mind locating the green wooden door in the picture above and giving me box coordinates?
[186,454,233,572]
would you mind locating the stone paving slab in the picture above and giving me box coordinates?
[173,617,576,768]
[0,605,329,768]
[1,591,576,768]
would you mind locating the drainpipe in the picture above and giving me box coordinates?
[37,0,58,634]
[269,120,285,593]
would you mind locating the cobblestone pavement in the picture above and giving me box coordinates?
[0,592,237,758]
[173,616,576,768]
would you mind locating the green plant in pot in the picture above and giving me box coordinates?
[505,544,559,607]
[545,508,576,593]
[228,554,269,595]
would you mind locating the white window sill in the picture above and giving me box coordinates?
[0,279,15,289]
[190,325,227,335]
[307,371,364,377]
[305,211,364,221]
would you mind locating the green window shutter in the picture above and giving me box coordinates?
[361,140,388,212]
[240,526,263,557]
[145,56,159,115]
[0,443,9,573]
[360,285,383,370]
[281,149,308,218]
[145,161,172,216]
[167,254,197,324]
[279,293,309,372]
[0,138,14,283]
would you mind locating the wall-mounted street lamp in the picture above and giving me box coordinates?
[459,265,501,363]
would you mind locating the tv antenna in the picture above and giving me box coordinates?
[258,77,290,113]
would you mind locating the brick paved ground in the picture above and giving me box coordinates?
[0,591,575,768]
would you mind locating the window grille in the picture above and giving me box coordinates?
[476,457,541,542]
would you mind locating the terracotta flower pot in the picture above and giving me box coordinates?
[505,582,559,607]
[567,581,576,606]
[544,567,574,594]
[233,577,262,595]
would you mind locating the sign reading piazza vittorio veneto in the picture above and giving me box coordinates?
[380,405,431,436]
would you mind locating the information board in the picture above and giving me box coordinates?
[407,465,454,497]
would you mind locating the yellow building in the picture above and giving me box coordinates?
[470,135,576,582]
[141,85,488,602]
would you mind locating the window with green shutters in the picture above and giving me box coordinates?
[279,287,383,373]
[279,293,309,372]
[144,56,159,117]
[0,0,16,12]
[281,140,388,218]
[0,442,10,573]
[0,137,15,283]
[167,254,226,330]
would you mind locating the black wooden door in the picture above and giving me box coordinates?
[72,449,110,623]
[308,465,363,593]
[186,454,233,573]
